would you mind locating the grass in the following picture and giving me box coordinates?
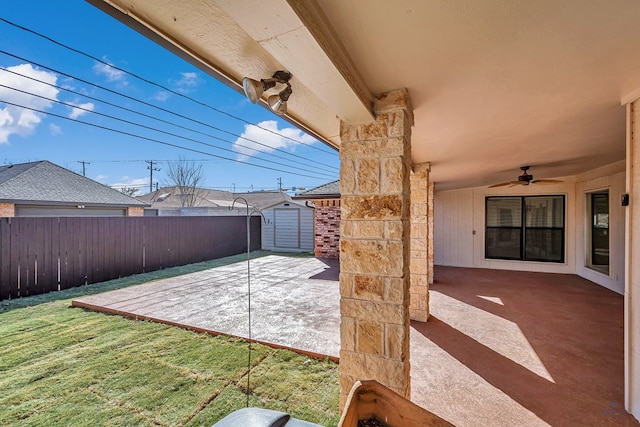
[0,252,340,426]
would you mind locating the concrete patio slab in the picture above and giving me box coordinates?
[73,255,639,427]
[73,255,341,360]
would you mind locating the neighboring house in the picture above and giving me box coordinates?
[261,200,314,253]
[293,180,340,258]
[0,161,147,217]
[138,186,237,216]
[139,187,314,251]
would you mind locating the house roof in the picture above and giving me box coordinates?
[90,0,640,190]
[293,180,340,199]
[139,187,295,211]
[0,161,148,207]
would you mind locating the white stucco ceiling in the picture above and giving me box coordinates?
[90,0,640,190]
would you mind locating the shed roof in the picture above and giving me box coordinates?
[293,180,340,199]
[0,161,148,207]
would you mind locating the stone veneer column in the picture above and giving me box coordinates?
[427,181,435,285]
[409,163,430,322]
[339,89,413,408]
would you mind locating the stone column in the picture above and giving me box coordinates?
[409,163,430,322]
[339,89,413,408]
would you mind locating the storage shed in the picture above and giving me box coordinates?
[261,201,314,253]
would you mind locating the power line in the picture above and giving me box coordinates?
[0,83,336,179]
[0,16,339,156]
[0,66,339,174]
[0,98,338,181]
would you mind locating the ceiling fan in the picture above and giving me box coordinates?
[489,166,563,188]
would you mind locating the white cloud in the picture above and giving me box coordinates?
[0,63,59,144]
[173,72,200,93]
[93,57,128,86]
[69,102,94,119]
[233,120,317,161]
[154,91,169,102]
[110,177,148,196]
[95,174,108,182]
[49,123,62,135]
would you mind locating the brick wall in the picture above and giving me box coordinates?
[314,199,340,258]
[127,207,144,217]
[0,203,15,217]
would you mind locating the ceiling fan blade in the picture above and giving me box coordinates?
[488,181,517,188]
[508,181,529,187]
[531,179,563,184]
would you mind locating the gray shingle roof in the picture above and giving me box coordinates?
[138,187,294,210]
[0,161,148,206]
[293,180,340,199]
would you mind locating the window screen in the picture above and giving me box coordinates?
[486,195,565,263]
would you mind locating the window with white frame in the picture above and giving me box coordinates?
[485,195,565,263]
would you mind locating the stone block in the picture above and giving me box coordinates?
[341,316,356,352]
[354,275,384,300]
[384,221,404,239]
[357,159,380,193]
[340,352,409,391]
[353,221,384,239]
[342,195,403,220]
[381,157,405,193]
[340,137,406,159]
[359,117,388,140]
[374,88,413,126]
[385,277,406,304]
[357,320,383,355]
[340,159,356,194]
[386,323,408,361]
[341,298,405,324]
[339,272,353,297]
[340,240,404,276]
[340,120,359,143]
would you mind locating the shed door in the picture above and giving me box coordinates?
[274,208,300,249]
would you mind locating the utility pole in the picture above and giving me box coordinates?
[77,161,90,177]
[277,177,282,192]
[146,160,160,193]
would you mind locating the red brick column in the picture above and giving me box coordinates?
[314,199,341,258]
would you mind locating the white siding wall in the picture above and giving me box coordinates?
[434,189,474,267]
[434,161,625,293]
[261,202,314,252]
[574,162,626,294]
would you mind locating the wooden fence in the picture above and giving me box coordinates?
[0,216,261,301]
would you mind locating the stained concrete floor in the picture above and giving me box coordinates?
[73,255,639,427]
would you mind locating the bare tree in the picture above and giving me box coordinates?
[118,186,139,197]
[165,158,205,207]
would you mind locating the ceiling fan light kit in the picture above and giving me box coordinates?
[489,166,563,188]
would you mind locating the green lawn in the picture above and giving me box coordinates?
[0,252,340,426]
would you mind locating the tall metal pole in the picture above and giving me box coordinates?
[146,160,160,193]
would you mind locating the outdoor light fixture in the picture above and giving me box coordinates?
[242,70,292,115]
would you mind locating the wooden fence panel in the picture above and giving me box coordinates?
[0,216,259,301]
[0,219,11,300]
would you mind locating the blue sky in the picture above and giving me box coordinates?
[0,1,340,194]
